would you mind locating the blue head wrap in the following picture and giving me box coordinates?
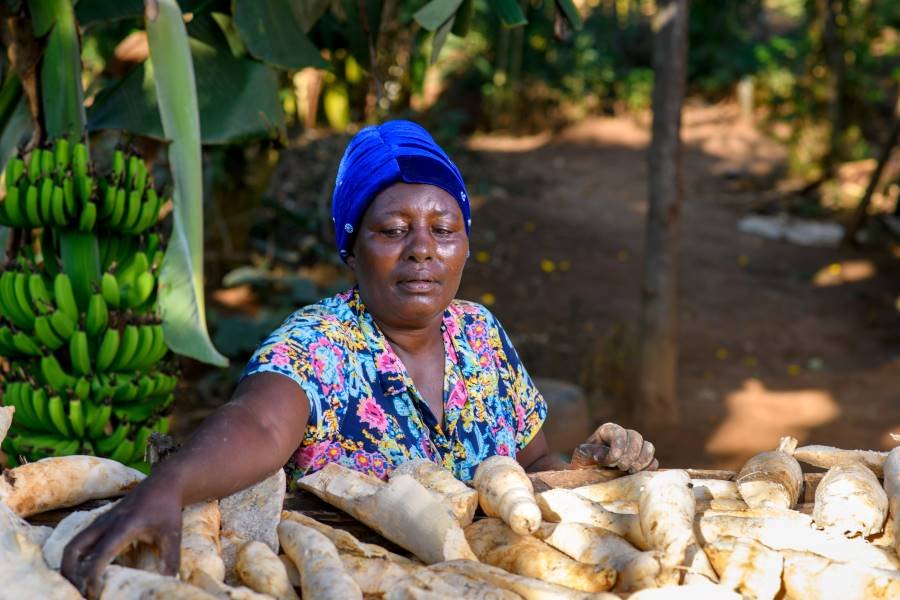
[331,120,470,261]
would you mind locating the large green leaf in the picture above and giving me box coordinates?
[146,0,228,367]
[87,39,285,144]
[414,0,463,32]
[290,0,331,32]
[75,0,221,27]
[493,0,527,27]
[555,0,584,30]
[32,0,85,138]
[232,0,326,69]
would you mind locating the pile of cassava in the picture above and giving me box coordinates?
[1,405,898,599]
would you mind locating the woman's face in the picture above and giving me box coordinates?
[348,183,468,328]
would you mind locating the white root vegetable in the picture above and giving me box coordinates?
[571,472,655,503]
[279,554,301,587]
[42,501,116,570]
[0,405,13,446]
[638,469,716,586]
[868,513,895,549]
[298,463,475,563]
[0,517,82,600]
[220,469,285,553]
[392,458,477,526]
[780,549,900,600]
[690,479,741,502]
[181,500,225,584]
[235,540,299,600]
[702,537,783,600]
[793,445,888,477]
[99,565,216,599]
[340,555,519,600]
[884,447,900,557]
[432,559,620,600]
[537,487,647,549]
[535,522,660,592]
[277,520,363,600]
[464,517,617,593]
[0,455,144,517]
[812,462,888,537]
[190,571,274,600]
[281,509,412,562]
[697,512,900,570]
[340,554,421,594]
[736,437,803,509]
[473,455,541,536]
[626,584,742,599]
[29,524,54,548]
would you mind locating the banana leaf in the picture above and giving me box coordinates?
[232,0,327,69]
[87,38,285,145]
[75,0,222,27]
[493,0,527,27]
[146,0,228,367]
[414,0,464,32]
[32,0,85,139]
[555,0,584,30]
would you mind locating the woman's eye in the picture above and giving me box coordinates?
[382,228,406,237]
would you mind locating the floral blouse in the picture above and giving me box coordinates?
[242,288,547,485]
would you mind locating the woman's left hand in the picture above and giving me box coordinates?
[570,422,658,473]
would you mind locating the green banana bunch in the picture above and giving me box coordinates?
[2,141,174,472]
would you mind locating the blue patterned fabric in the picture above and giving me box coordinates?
[331,120,471,261]
[241,288,547,485]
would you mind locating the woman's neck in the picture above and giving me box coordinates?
[373,314,443,355]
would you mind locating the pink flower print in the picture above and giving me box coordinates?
[516,402,526,431]
[354,451,371,470]
[375,350,402,374]
[467,321,488,339]
[357,397,388,432]
[295,441,328,468]
[496,443,510,456]
[337,289,354,301]
[309,338,345,395]
[447,379,467,410]
[478,353,491,368]
[443,316,460,338]
[270,343,292,367]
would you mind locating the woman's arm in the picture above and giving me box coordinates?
[61,373,309,597]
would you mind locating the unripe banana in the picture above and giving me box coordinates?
[11,330,41,356]
[33,315,65,350]
[40,353,74,392]
[40,148,54,178]
[27,149,41,182]
[27,273,53,315]
[48,308,76,341]
[111,149,125,184]
[78,200,97,232]
[23,183,40,226]
[53,273,78,322]
[72,142,88,180]
[95,328,120,372]
[51,185,67,226]
[53,137,70,172]
[70,330,91,376]
[101,272,120,308]
[95,423,129,453]
[3,185,26,226]
[5,155,25,187]
[47,394,71,436]
[84,293,109,337]
[38,177,53,223]
[111,324,139,371]
[12,272,36,329]
[68,399,85,438]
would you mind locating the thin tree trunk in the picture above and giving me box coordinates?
[821,0,847,179]
[844,97,900,243]
[634,0,689,429]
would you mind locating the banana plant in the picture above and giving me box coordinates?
[0,0,189,470]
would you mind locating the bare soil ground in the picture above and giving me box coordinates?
[454,102,900,470]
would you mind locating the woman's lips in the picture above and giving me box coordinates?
[397,278,439,292]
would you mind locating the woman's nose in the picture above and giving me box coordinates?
[405,226,434,261]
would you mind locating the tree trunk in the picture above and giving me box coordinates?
[633,0,689,429]
[821,0,847,179]
[843,96,900,243]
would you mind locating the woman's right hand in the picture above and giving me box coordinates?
[61,476,184,599]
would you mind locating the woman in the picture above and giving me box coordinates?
[62,120,657,596]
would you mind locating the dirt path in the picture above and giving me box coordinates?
[455,103,900,469]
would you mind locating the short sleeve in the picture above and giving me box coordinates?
[241,308,351,435]
[488,313,548,450]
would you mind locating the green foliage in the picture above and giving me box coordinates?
[146,0,228,368]
[233,0,327,69]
